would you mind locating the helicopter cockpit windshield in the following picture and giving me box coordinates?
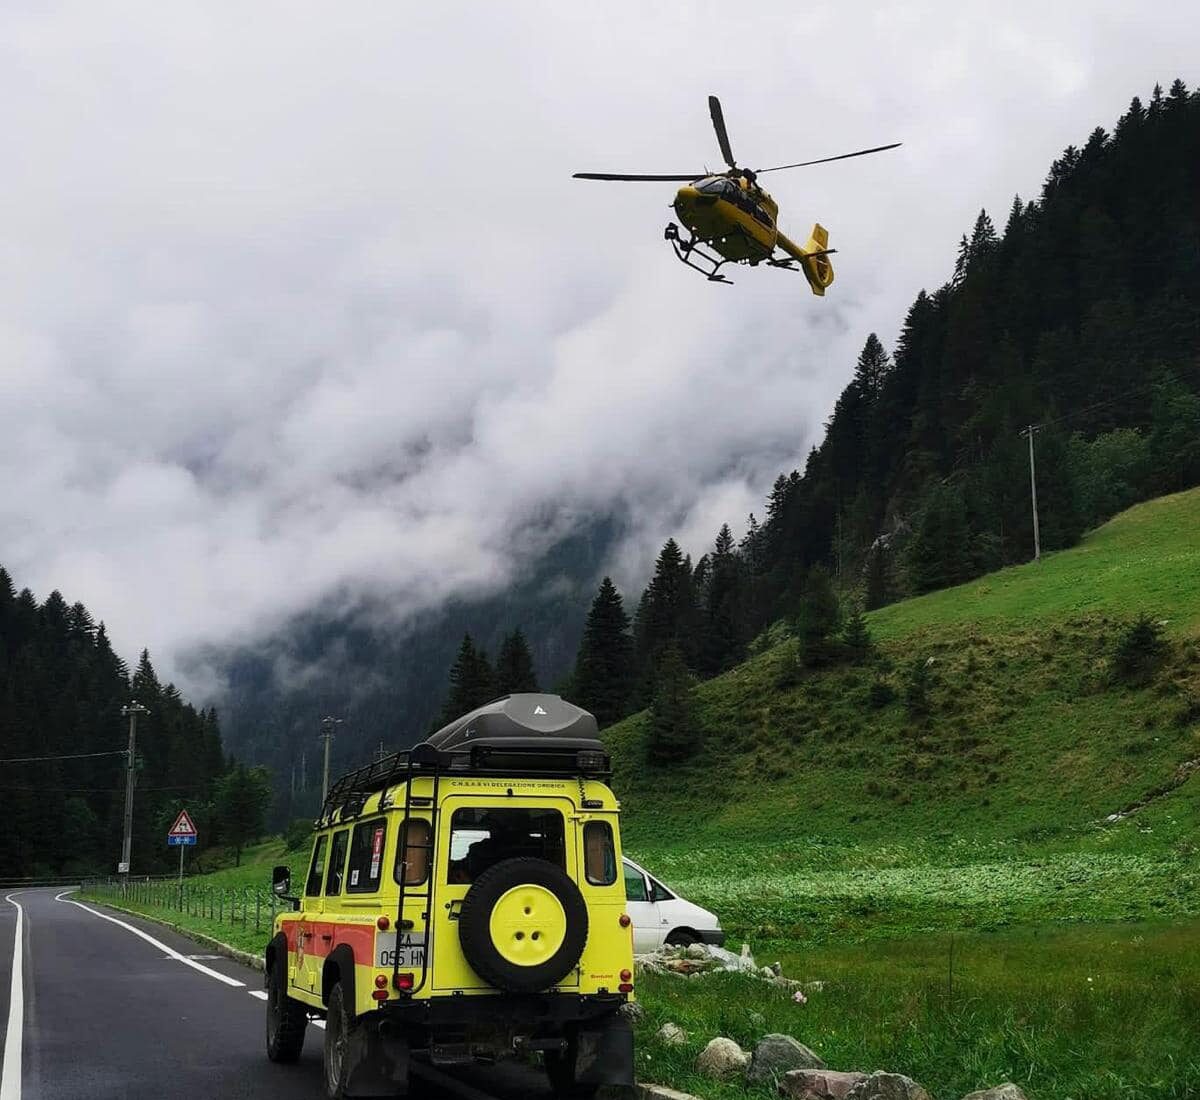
[696,176,737,196]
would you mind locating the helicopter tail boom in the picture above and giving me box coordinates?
[776,223,836,296]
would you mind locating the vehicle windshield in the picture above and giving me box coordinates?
[696,176,735,196]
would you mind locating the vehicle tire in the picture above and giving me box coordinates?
[545,1043,600,1100]
[458,857,588,994]
[323,981,353,1100]
[265,955,307,1063]
[664,929,697,947]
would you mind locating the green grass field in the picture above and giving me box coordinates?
[86,491,1200,1099]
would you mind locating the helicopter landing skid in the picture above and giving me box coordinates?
[664,223,733,283]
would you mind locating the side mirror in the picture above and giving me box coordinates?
[272,865,291,896]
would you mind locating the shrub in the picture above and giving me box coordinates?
[903,657,933,718]
[285,818,314,852]
[868,677,897,709]
[1112,613,1169,685]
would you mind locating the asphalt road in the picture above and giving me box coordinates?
[0,887,554,1100]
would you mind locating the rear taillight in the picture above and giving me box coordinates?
[618,914,631,928]
[371,990,388,1002]
[620,969,632,981]
[377,916,390,931]
[394,972,415,991]
[374,974,388,989]
[618,983,634,993]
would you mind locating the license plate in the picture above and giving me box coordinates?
[375,930,426,969]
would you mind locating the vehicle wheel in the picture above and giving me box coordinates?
[458,857,588,994]
[664,929,697,947]
[265,956,307,1063]
[323,982,353,1099]
[545,1045,600,1100]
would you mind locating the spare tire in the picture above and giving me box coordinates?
[458,857,588,993]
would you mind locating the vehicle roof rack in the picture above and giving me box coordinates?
[318,694,609,825]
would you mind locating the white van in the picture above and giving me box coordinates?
[622,856,724,954]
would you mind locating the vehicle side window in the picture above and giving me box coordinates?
[650,877,674,903]
[347,818,387,894]
[325,829,349,896]
[305,835,328,898]
[583,822,616,886]
[623,861,648,903]
[394,818,432,886]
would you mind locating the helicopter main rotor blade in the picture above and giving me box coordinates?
[757,143,902,173]
[708,95,736,169]
[572,172,705,181]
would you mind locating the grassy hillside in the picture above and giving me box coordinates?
[609,488,1200,943]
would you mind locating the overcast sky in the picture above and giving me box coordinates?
[1,2,1197,698]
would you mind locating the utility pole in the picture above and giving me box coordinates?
[318,716,343,803]
[119,701,149,882]
[375,741,387,764]
[1020,424,1042,563]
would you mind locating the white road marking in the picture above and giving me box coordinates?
[55,895,245,988]
[1,893,25,1100]
[248,990,268,1001]
[312,1019,326,1030]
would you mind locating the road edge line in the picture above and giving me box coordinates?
[66,893,264,973]
[56,895,247,988]
[1,893,24,1100]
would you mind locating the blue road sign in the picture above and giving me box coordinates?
[167,834,197,846]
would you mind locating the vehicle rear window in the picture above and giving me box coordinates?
[394,818,432,886]
[447,807,565,883]
[583,821,616,886]
[347,818,387,894]
[623,861,647,902]
[305,835,328,897]
[325,829,349,896]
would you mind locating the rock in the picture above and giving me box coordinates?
[804,981,827,993]
[639,1086,704,1100]
[845,1071,932,1100]
[656,1022,687,1047]
[749,1011,766,1029]
[781,1069,870,1100]
[695,1037,750,1079]
[771,961,783,976]
[740,942,753,959]
[960,1086,1029,1100]
[772,976,805,990]
[746,1034,826,1084]
[619,1001,645,1023]
[686,943,708,960]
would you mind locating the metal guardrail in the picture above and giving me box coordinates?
[83,878,280,935]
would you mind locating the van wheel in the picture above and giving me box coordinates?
[665,930,697,947]
[265,956,307,1063]
[323,982,353,1099]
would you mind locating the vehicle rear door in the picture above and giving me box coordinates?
[430,795,579,992]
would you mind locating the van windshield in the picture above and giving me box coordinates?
[447,807,565,883]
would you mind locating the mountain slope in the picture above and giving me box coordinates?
[607,488,1200,941]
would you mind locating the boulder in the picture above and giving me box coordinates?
[686,943,709,960]
[656,1022,687,1047]
[846,1072,932,1100]
[960,1086,1029,1100]
[749,1011,766,1029]
[746,1034,826,1084]
[695,1037,750,1079]
[619,1001,646,1023]
[781,1069,870,1100]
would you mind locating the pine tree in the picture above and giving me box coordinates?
[796,566,841,644]
[863,543,893,610]
[908,482,972,594]
[645,645,696,766]
[573,578,634,727]
[841,602,873,660]
[635,539,698,670]
[853,333,891,398]
[440,634,496,722]
[700,524,746,674]
[494,629,539,695]
[214,763,272,866]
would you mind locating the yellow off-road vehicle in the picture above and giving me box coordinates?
[265,694,636,1098]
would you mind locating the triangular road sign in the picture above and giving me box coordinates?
[169,809,198,837]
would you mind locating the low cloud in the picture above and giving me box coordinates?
[2,2,1195,697]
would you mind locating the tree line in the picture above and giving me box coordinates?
[437,79,1200,761]
[0,567,268,876]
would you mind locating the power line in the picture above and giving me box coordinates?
[0,749,130,764]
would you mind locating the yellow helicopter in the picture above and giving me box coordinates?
[574,96,900,293]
